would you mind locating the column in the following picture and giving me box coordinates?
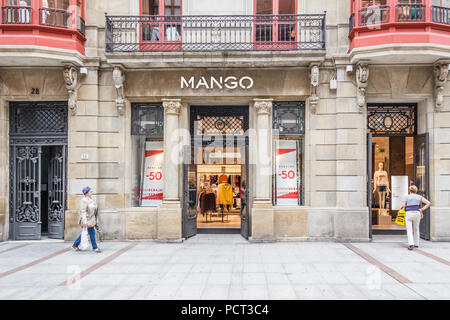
[251,98,274,240]
[158,98,182,241]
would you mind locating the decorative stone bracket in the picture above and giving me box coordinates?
[356,62,369,113]
[63,65,80,116]
[113,66,126,116]
[254,98,273,115]
[162,98,182,115]
[309,63,320,114]
[434,62,449,112]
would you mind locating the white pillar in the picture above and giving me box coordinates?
[162,98,182,203]
[254,98,273,202]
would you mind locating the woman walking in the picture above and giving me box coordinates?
[72,187,101,253]
[401,185,431,250]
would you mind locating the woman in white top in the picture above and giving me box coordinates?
[401,185,431,250]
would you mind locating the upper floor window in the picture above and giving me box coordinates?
[41,0,71,28]
[141,0,182,43]
[141,0,181,16]
[255,0,296,15]
[359,0,388,25]
[432,0,450,6]
[397,0,425,21]
[3,0,31,24]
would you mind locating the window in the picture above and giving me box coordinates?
[359,0,388,25]
[432,0,450,6]
[432,0,449,24]
[3,0,31,23]
[397,0,425,21]
[272,101,305,206]
[42,0,71,28]
[141,0,182,43]
[131,103,164,207]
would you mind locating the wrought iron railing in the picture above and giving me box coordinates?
[39,8,72,28]
[359,5,389,26]
[105,14,326,52]
[396,4,425,22]
[349,13,355,33]
[432,5,449,25]
[78,16,85,35]
[1,6,31,24]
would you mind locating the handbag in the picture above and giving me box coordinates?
[395,209,406,226]
[79,227,90,250]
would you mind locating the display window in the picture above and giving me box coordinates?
[131,103,164,207]
[272,101,305,206]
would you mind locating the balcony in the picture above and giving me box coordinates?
[349,2,450,64]
[0,5,86,67]
[104,14,326,68]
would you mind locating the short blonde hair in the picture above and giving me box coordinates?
[409,185,418,194]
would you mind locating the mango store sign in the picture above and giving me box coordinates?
[181,76,254,90]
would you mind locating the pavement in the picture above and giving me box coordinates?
[0,234,449,300]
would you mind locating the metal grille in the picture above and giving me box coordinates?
[195,115,245,136]
[10,102,68,136]
[367,104,417,136]
[273,101,305,135]
[105,14,326,52]
[131,103,164,138]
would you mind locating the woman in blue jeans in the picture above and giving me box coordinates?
[401,185,431,251]
[72,187,101,253]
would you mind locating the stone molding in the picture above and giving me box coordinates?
[253,98,273,115]
[162,98,182,115]
[309,62,320,114]
[356,62,369,112]
[113,66,126,116]
[63,65,79,116]
[434,61,449,112]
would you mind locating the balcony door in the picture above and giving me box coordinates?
[254,0,297,50]
[140,0,182,51]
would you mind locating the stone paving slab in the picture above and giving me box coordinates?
[0,235,449,300]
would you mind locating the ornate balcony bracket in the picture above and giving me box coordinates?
[113,66,126,116]
[434,62,449,112]
[309,63,320,114]
[356,62,370,113]
[63,65,80,116]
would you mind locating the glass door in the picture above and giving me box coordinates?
[414,133,430,240]
[367,133,373,239]
[182,145,197,238]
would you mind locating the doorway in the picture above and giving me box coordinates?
[9,102,68,240]
[183,105,250,239]
[367,103,430,239]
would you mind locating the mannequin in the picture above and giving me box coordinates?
[373,162,391,215]
[218,167,228,184]
[218,167,232,212]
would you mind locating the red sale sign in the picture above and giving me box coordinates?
[141,141,164,207]
[275,140,299,206]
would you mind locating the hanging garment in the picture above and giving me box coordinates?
[203,193,216,212]
[218,183,233,205]
[219,174,228,184]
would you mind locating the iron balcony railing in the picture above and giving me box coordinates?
[1,6,31,24]
[396,4,425,22]
[359,5,389,26]
[432,5,449,25]
[105,14,326,52]
[39,8,72,28]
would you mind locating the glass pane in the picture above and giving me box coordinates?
[279,0,295,14]
[256,0,272,14]
[47,0,56,8]
[174,0,181,5]
[165,0,171,5]
[19,0,30,6]
[164,7,171,15]
[174,8,181,15]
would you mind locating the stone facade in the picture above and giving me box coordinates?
[1,0,449,242]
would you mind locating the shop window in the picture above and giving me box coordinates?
[141,0,182,44]
[131,103,164,207]
[3,0,31,24]
[272,101,305,206]
[359,0,389,25]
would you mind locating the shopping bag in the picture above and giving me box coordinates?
[395,209,406,226]
[79,227,90,250]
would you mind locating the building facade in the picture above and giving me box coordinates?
[0,0,449,242]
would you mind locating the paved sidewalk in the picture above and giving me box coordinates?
[0,235,449,300]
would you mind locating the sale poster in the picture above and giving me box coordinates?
[140,141,164,207]
[275,140,299,206]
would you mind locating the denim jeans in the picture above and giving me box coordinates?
[73,227,98,250]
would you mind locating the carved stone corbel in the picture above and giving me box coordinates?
[309,63,320,114]
[356,62,369,112]
[162,98,182,115]
[63,65,79,116]
[434,62,449,112]
[113,66,126,116]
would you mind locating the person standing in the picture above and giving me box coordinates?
[72,187,101,253]
[401,185,431,250]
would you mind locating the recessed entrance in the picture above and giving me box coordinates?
[183,105,250,238]
[367,103,430,238]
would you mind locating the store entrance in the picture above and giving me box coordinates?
[367,104,430,238]
[183,106,250,239]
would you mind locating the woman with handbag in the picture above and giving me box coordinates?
[72,187,101,253]
[401,185,431,250]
